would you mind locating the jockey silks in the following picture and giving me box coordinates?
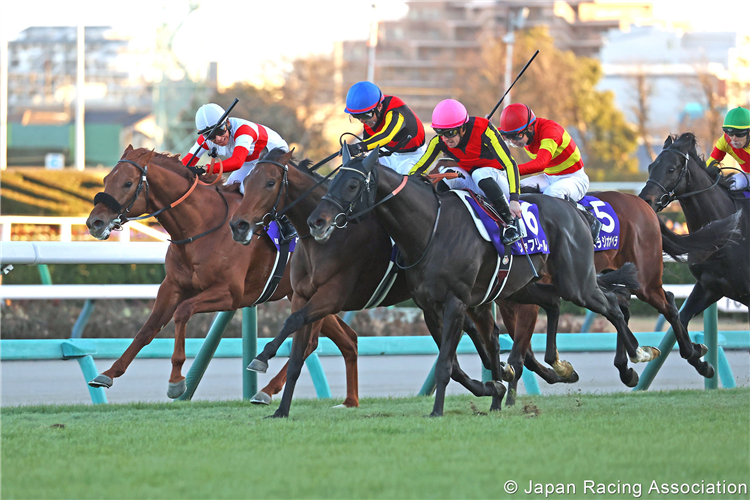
[708,134,750,172]
[519,118,584,176]
[410,117,520,200]
[361,96,425,153]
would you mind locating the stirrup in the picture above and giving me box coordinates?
[502,224,521,245]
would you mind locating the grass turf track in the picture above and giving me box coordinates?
[2,388,748,499]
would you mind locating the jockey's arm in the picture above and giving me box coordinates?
[360,110,405,152]
[182,136,208,167]
[181,135,248,172]
[484,125,520,202]
[707,137,728,168]
[408,136,442,176]
[518,139,555,176]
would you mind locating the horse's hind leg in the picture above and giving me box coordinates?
[89,282,181,389]
[322,315,359,408]
[467,306,511,411]
[271,320,322,418]
[252,337,321,405]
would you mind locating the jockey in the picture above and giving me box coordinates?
[410,99,522,245]
[182,103,289,195]
[707,106,750,191]
[344,81,427,175]
[499,103,601,242]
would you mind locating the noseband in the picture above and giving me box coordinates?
[646,148,720,211]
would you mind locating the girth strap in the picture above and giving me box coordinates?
[253,238,292,305]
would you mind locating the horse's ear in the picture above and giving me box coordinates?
[122,144,134,158]
[142,149,156,165]
[341,142,352,165]
[363,148,378,172]
[281,148,295,164]
[663,136,673,149]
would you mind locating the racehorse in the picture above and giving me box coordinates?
[229,148,513,418]
[308,148,657,417]
[497,189,739,405]
[639,132,749,327]
[85,146,359,406]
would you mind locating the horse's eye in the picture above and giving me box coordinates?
[124,181,133,188]
[266,180,276,188]
[668,167,675,173]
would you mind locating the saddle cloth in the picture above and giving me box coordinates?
[451,190,550,305]
[579,195,621,251]
[254,221,298,306]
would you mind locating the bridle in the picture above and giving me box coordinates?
[252,158,341,238]
[645,147,720,211]
[93,157,228,245]
[321,161,441,270]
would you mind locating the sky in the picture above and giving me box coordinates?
[1,0,747,87]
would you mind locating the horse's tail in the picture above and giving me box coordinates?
[597,262,640,299]
[659,212,741,263]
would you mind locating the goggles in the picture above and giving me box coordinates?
[723,128,749,138]
[352,110,376,121]
[200,124,228,140]
[434,127,461,138]
[500,130,524,142]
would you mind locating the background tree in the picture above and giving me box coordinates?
[455,27,640,181]
[629,71,656,161]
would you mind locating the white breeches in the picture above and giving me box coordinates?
[520,168,590,202]
[439,165,511,200]
[380,144,428,175]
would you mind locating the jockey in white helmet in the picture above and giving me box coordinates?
[182,103,289,194]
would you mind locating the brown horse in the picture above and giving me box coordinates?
[497,190,737,405]
[229,149,515,418]
[85,146,359,406]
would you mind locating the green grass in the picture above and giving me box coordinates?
[2,389,749,499]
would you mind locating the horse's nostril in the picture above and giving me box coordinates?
[237,221,249,232]
[93,219,103,229]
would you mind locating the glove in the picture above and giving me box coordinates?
[208,147,219,158]
[347,142,366,156]
[187,166,206,176]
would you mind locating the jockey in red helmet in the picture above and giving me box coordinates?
[499,102,601,242]
[344,81,426,175]
[182,103,289,195]
[707,106,750,191]
[410,99,522,245]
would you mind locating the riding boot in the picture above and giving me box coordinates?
[477,179,521,245]
[276,215,297,242]
[577,203,602,244]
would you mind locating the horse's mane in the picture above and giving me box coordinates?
[263,147,330,186]
[127,147,193,180]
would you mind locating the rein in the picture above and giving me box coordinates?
[646,148,720,211]
[94,157,228,244]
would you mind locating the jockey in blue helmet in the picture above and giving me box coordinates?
[343,81,426,175]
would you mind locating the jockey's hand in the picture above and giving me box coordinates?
[347,142,366,156]
[208,147,219,158]
[187,165,206,176]
[509,200,523,219]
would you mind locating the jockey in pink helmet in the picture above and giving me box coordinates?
[410,99,522,245]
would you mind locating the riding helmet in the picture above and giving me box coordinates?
[723,107,750,130]
[499,103,536,134]
[195,103,226,133]
[344,81,384,114]
[431,99,469,129]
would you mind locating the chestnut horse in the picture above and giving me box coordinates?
[85,146,359,406]
[497,189,738,405]
[229,149,514,418]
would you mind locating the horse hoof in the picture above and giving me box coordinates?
[565,370,580,384]
[331,404,350,409]
[630,346,661,363]
[88,374,113,389]
[247,359,268,373]
[502,364,516,382]
[167,380,186,399]
[553,360,574,378]
[250,391,272,405]
[700,363,715,379]
[488,380,507,399]
[625,370,639,388]
[698,344,709,357]
[505,388,517,407]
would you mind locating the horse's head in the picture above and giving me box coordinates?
[87,145,155,239]
[229,148,294,245]
[307,147,379,243]
[639,133,699,212]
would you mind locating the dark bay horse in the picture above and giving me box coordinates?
[497,189,739,405]
[308,149,657,417]
[229,148,513,418]
[639,132,749,327]
[85,146,359,405]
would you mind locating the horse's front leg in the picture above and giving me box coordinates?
[430,293,467,417]
[467,305,508,412]
[321,315,359,408]
[88,280,181,390]
[168,287,236,398]
[248,285,346,374]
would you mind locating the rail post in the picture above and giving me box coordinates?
[242,307,257,400]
